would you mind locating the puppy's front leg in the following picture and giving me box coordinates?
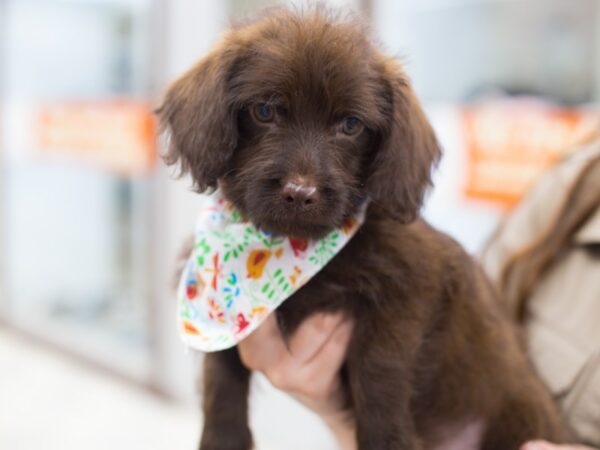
[199,348,252,450]
[347,326,422,450]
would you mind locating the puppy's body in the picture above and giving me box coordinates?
[202,210,565,450]
[281,211,564,449]
[160,8,567,450]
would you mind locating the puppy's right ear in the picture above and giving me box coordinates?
[157,43,242,191]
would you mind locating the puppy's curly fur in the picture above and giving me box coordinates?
[159,7,568,450]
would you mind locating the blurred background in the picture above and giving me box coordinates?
[0,0,598,449]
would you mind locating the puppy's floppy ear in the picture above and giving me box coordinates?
[368,59,441,223]
[157,42,242,191]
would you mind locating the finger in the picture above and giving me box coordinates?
[520,442,554,450]
[260,314,347,390]
[294,319,354,401]
[262,316,352,394]
[239,312,339,370]
[521,441,594,450]
[288,312,347,363]
[237,313,287,371]
[239,312,352,396]
[305,318,353,368]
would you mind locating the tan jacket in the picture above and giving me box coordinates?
[482,142,600,446]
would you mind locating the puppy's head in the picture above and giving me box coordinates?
[158,8,441,239]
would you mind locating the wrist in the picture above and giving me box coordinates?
[322,409,356,450]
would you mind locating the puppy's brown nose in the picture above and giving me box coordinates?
[281,177,319,206]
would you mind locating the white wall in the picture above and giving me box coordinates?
[150,0,230,401]
[373,0,597,104]
[1,2,129,315]
[423,105,504,254]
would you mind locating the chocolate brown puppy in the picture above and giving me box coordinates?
[159,8,568,450]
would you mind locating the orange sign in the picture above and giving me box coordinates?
[462,100,599,207]
[37,100,157,175]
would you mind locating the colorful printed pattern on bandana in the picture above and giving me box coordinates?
[176,191,366,352]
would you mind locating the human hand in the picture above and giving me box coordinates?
[521,441,598,450]
[237,312,356,450]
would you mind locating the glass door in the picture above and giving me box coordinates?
[0,0,157,382]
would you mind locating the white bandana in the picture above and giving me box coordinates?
[176,190,366,352]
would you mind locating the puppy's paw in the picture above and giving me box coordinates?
[199,426,253,450]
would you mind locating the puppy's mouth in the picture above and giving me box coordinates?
[243,185,349,240]
[254,216,336,240]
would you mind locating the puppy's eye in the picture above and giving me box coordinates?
[341,116,363,135]
[252,103,275,123]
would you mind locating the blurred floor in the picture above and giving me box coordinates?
[0,325,340,450]
[0,327,199,450]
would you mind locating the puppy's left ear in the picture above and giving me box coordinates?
[156,41,243,192]
[368,59,442,223]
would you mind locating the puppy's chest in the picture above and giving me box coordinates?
[275,233,380,336]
